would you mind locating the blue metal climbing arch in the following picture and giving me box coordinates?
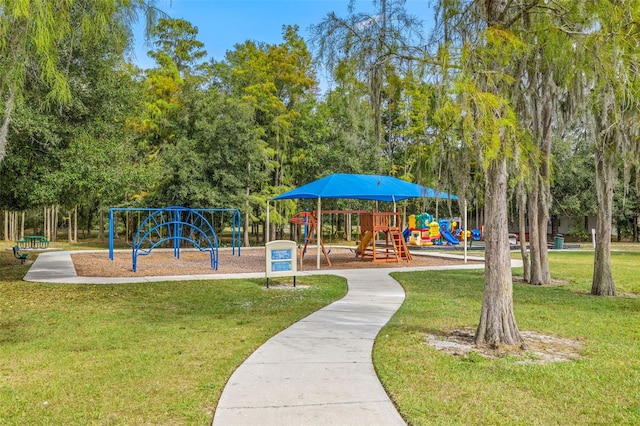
[108,206,241,272]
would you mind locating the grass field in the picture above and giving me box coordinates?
[0,242,346,424]
[2,241,639,424]
[375,249,640,424]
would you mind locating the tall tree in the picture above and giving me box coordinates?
[434,0,533,347]
[550,131,597,237]
[148,17,207,76]
[0,4,151,231]
[0,0,159,164]
[573,1,640,296]
[515,21,561,286]
[311,0,423,174]
[216,26,317,238]
[133,18,209,161]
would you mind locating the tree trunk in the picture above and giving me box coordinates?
[86,207,94,239]
[591,145,616,296]
[114,212,119,238]
[243,215,251,247]
[528,180,543,284]
[517,183,530,282]
[20,211,25,240]
[11,211,18,241]
[536,92,553,284]
[243,187,251,247]
[0,89,15,164]
[13,211,18,240]
[527,81,553,285]
[550,215,559,237]
[99,210,105,239]
[68,211,73,244]
[53,205,59,242]
[535,174,551,283]
[44,207,49,241]
[475,156,523,347]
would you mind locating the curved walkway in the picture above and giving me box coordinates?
[213,268,409,425]
[24,251,496,425]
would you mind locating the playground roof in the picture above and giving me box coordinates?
[273,174,458,202]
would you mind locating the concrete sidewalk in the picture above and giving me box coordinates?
[213,268,409,426]
[212,262,495,425]
[24,250,495,425]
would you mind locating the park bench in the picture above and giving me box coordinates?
[13,246,28,265]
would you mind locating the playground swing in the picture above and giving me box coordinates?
[330,213,347,241]
[323,211,353,244]
[295,208,412,264]
[327,213,335,244]
[290,211,332,267]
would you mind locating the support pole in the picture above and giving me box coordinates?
[109,209,114,260]
[464,198,468,263]
[317,197,321,270]
[266,200,270,243]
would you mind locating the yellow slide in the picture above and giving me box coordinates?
[357,231,373,255]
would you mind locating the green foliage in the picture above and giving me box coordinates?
[2,0,639,252]
[148,17,208,75]
[211,25,318,223]
[0,20,149,213]
[551,134,597,222]
[152,87,267,208]
[0,0,159,163]
[311,0,425,175]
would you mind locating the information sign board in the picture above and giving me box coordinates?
[265,240,297,287]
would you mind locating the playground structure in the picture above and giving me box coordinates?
[271,174,462,269]
[291,209,412,265]
[108,207,241,272]
[357,211,412,262]
[404,213,482,247]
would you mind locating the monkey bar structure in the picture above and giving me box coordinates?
[108,206,241,272]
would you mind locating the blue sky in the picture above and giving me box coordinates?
[132,0,433,69]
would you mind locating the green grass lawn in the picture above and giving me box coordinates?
[0,244,346,424]
[375,249,640,425]
[3,241,640,424]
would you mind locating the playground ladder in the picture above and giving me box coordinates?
[388,228,412,261]
[358,212,412,263]
[360,228,411,263]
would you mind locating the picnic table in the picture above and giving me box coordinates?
[24,236,49,249]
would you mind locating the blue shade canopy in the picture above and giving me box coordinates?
[273,174,458,202]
